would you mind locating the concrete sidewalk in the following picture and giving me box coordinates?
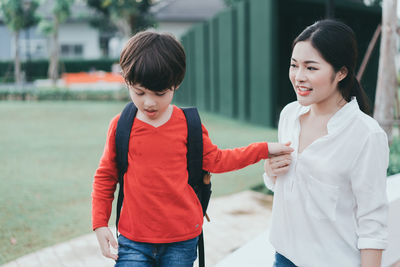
[1,190,273,267]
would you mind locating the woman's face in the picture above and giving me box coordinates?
[289,41,345,107]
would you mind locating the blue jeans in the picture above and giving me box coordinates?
[273,252,297,267]
[115,235,198,267]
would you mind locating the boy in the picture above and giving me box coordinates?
[92,31,293,266]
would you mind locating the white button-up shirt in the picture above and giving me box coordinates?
[264,99,389,267]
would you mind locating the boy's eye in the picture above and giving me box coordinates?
[134,91,144,96]
[156,92,166,96]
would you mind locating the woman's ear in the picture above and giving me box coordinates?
[337,67,348,82]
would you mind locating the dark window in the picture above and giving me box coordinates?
[74,45,83,56]
[60,44,84,58]
[61,45,70,55]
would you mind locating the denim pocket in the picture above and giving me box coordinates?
[167,236,199,263]
[116,235,149,264]
[117,235,130,247]
[305,175,339,221]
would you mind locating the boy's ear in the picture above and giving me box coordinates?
[174,85,180,91]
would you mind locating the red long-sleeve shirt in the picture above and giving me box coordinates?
[92,105,269,243]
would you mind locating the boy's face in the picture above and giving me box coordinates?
[128,84,175,121]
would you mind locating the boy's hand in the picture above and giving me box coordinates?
[95,226,118,261]
[203,172,211,184]
[268,142,293,157]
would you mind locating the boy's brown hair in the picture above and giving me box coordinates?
[119,31,186,92]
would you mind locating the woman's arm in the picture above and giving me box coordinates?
[360,249,383,267]
[350,132,389,257]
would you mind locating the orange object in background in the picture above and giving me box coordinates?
[63,72,124,85]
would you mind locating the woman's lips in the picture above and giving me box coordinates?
[296,86,312,96]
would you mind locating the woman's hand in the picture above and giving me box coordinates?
[94,226,118,260]
[264,153,292,177]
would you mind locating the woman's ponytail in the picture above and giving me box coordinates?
[350,76,370,115]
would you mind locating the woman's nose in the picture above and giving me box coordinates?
[295,69,306,82]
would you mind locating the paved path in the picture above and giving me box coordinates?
[1,191,273,267]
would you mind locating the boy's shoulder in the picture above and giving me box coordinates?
[109,113,122,129]
[173,105,196,124]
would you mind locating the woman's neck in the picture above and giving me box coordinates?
[309,92,347,118]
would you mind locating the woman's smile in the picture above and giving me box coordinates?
[296,86,313,96]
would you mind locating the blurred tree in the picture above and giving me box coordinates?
[86,0,156,38]
[0,0,39,86]
[85,0,117,57]
[374,0,397,143]
[38,0,74,86]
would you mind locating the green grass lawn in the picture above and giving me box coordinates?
[0,101,277,264]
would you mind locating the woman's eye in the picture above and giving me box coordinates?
[307,66,317,71]
[290,64,297,68]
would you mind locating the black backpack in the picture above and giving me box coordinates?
[115,102,212,267]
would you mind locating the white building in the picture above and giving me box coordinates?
[0,0,226,61]
[151,0,226,38]
[0,0,102,61]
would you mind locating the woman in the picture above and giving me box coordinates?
[264,20,389,267]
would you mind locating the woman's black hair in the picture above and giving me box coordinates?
[293,19,370,114]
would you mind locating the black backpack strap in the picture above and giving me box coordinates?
[115,102,137,236]
[181,107,203,192]
[198,231,205,267]
[182,107,207,267]
[182,107,212,216]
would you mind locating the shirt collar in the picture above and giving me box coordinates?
[327,97,359,134]
[296,97,360,134]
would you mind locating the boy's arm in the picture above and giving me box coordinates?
[92,115,120,230]
[95,226,118,260]
[201,125,292,173]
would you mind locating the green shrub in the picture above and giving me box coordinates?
[62,59,119,73]
[251,183,273,195]
[0,88,130,101]
[0,59,119,82]
[388,136,400,176]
